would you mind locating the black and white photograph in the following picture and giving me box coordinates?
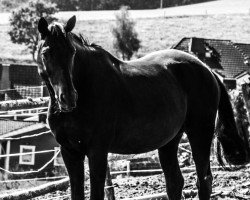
[0,0,250,199]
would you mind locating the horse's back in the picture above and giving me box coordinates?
[120,49,219,109]
[137,49,220,120]
[128,49,221,126]
[162,50,220,120]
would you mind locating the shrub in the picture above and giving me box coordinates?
[230,89,249,140]
[112,6,140,60]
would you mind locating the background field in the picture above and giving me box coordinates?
[0,0,250,23]
[0,0,250,63]
[0,13,249,63]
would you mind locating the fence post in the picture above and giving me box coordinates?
[105,163,115,200]
[0,142,2,180]
[40,85,44,97]
[126,160,131,177]
[4,140,11,180]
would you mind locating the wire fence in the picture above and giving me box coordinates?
[2,128,249,200]
[0,118,217,199]
[0,86,48,101]
[0,130,60,177]
[0,150,60,175]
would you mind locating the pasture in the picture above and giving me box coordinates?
[0,14,249,63]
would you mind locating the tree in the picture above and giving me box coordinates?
[160,0,163,8]
[8,0,58,61]
[112,6,140,60]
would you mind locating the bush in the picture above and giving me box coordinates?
[8,0,58,61]
[112,6,140,60]
[230,89,249,140]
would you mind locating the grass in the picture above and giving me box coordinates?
[0,14,250,63]
[77,14,250,56]
[0,25,32,63]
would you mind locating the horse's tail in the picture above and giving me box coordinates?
[214,74,250,166]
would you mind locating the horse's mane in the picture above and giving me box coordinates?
[49,23,103,51]
[70,32,103,51]
[50,23,122,65]
[70,32,122,65]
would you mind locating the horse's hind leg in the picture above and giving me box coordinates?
[186,119,215,200]
[158,132,184,200]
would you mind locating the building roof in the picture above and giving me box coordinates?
[0,119,37,136]
[172,37,250,79]
[1,123,49,138]
[235,43,250,66]
[235,43,250,57]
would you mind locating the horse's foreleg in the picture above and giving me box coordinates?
[88,150,108,200]
[61,146,85,200]
[158,132,184,200]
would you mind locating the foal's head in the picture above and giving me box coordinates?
[37,16,78,112]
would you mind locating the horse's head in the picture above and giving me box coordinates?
[37,16,78,112]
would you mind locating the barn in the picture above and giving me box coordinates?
[172,37,250,89]
[0,117,63,180]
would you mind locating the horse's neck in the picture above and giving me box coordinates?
[73,46,124,95]
[74,45,119,74]
[73,46,92,77]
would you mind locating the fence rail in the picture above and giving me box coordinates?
[0,149,57,158]
[0,130,51,140]
[0,150,60,175]
[0,97,50,111]
[5,107,48,115]
[0,130,58,176]
[0,176,68,183]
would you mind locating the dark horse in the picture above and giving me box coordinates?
[37,16,250,200]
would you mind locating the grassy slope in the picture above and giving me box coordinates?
[75,14,250,57]
[0,14,249,62]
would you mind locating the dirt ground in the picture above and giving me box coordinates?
[31,165,250,200]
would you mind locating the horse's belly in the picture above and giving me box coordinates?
[109,90,187,154]
[109,117,184,154]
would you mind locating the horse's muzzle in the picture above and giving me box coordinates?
[58,90,78,112]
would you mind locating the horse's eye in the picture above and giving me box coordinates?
[40,72,47,79]
[42,52,49,61]
[41,47,50,60]
[38,67,47,79]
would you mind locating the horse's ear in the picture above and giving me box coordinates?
[64,15,76,33]
[38,17,49,39]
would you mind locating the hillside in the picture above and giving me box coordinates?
[0,14,249,63]
[0,0,249,63]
